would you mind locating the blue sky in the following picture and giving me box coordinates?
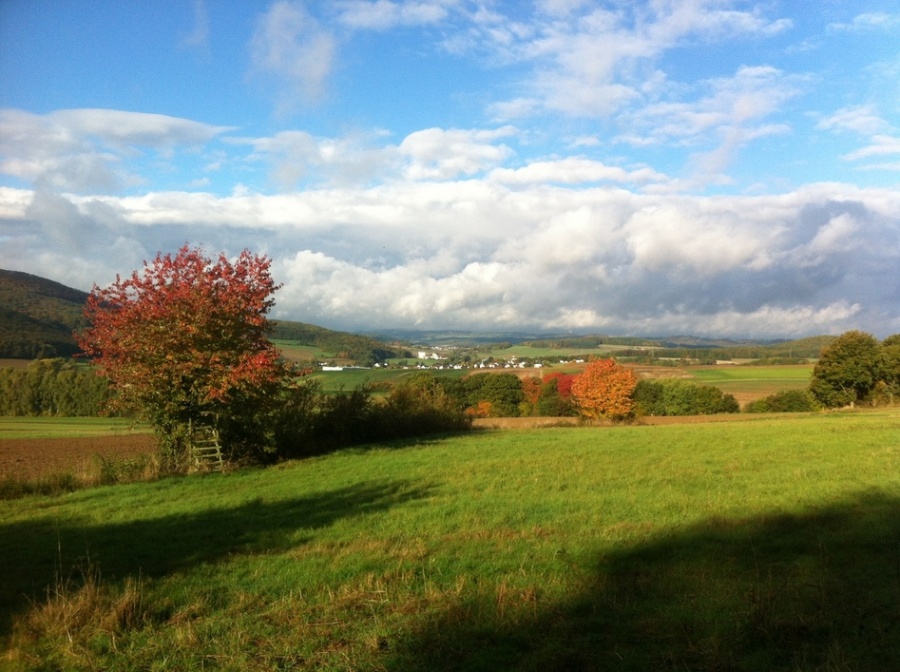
[1,1,898,337]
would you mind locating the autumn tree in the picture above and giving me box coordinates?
[520,376,543,416]
[543,372,576,399]
[77,245,291,465]
[571,358,637,421]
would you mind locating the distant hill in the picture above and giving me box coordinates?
[365,329,561,346]
[272,321,402,364]
[0,269,89,358]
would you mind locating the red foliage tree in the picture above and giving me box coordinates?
[570,358,637,421]
[542,372,576,398]
[77,245,290,459]
[521,376,543,415]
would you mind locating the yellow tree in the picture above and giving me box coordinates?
[571,358,637,421]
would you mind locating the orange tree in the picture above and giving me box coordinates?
[571,358,637,421]
[76,245,291,466]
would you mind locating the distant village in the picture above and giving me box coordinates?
[319,347,586,372]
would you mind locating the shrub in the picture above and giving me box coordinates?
[745,390,821,413]
[270,377,471,460]
[633,379,739,416]
[462,373,524,417]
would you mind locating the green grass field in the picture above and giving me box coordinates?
[306,367,466,392]
[272,340,330,363]
[0,417,150,440]
[2,408,899,670]
[688,365,814,402]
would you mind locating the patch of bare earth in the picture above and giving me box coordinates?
[0,434,158,480]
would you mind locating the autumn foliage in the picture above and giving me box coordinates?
[570,358,637,421]
[77,245,290,458]
[542,372,576,398]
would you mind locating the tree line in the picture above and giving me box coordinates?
[0,358,113,416]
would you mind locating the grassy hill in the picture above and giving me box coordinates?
[272,321,403,365]
[2,409,898,669]
[0,269,89,358]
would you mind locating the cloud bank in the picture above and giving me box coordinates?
[3,178,897,338]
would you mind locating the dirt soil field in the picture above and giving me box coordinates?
[0,434,158,480]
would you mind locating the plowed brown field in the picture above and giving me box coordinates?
[0,434,157,479]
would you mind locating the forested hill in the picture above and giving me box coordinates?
[0,269,89,358]
[271,321,402,365]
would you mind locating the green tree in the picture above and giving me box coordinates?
[882,334,900,393]
[462,373,524,417]
[809,331,883,408]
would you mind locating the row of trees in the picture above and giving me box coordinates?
[398,363,738,421]
[0,358,113,416]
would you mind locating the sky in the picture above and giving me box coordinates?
[1,0,899,339]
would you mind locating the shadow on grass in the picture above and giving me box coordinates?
[388,490,900,671]
[0,478,431,637]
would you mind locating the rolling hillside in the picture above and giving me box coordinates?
[0,269,89,358]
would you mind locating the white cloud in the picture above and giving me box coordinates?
[818,105,900,169]
[49,109,230,147]
[616,66,799,183]
[487,97,541,122]
[398,126,517,180]
[817,105,892,136]
[843,135,900,161]
[335,0,449,30]
[828,12,900,32]
[249,1,336,109]
[0,108,231,192]
[475,1,792,119]
[489,158,667,185]
[4,180,897,338]
[225,125,519,186]
[181,0,210,51]
[228,129,394,188]
[621,67,799,146]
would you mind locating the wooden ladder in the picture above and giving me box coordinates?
[189,417,224,472]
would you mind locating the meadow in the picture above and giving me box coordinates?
[2,408,899,670]
[688,365,813,405]
[0,417,148,440]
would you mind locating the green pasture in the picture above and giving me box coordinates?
[2,408,899,670]
[272,340,329,363]
[307,367,466,392]
[0,417,149,440]
[689,364,814,400]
